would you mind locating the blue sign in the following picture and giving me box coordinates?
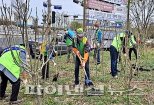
[43,2,47,7]
[115,22,123,28]
[54,5,62,10]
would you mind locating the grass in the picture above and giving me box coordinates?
[0,48,154,105]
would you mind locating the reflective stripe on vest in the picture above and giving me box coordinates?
[2,46,26,55]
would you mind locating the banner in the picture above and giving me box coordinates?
[87,0,114,12]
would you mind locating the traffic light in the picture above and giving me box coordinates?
[73,0,79,4]
[43,2,47,7]
[73,15,78,18]
[42,14,47,23]
[81,1,83,6]
[52,11,55,23]
[64,15,69,17]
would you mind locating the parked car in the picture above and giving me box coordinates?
[28,37,67,58]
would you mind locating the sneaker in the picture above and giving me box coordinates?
[113,75,118,78]
[9,99,22,105]
[0,94,9,100]
[73,83,80,88]
[88,82,94,86]
[85,80,94,87]
[74,84,80,88]
[97,62,100,65]
[117,70,120,72]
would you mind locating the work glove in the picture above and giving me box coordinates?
[22,79,28,85]
[52,60,57,66]
[54,62,57,66]
[76,51,80,56]
[97,43,100,48]
[81,61,85,67]
[26,54,30,62]
[124,53,127,57]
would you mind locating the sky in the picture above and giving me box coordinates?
[0,0,83,24]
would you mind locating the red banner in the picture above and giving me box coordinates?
[87,0,114,12]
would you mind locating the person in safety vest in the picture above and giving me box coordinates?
[110,32,126,78]
[72,28,93,86]
[0,44,28,104]
[128,32,137,60]
[93,21,102,65]
[39,42,57,79]
[64,27,76,63]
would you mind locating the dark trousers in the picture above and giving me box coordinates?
[94,48,100,63]
[67,46,72,60]
[110,45,119,77]
[67,45,75,62]
[129,47,137,60]
[41,55,49,79]
[74,57,90,85]
[0,72,20,101]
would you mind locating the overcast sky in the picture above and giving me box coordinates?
[0,0,83,24]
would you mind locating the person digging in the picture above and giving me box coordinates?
[0,45,29,104]
[72,28,93,87]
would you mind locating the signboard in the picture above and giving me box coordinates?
[103,0,127,5]
[122,0,128,5]
[88,10,126,22]
[87,0,114,12]
[112,5,127,14]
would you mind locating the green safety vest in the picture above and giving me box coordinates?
[76,37,87,57]
[0,45,26,79]
[66,37,73,46]
[111,35,123,52]
[128,35,136,48]
[40,42,48,56]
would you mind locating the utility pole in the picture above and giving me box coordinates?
[126,0,131,31]
[48,0,52,26]
[126,1,131,105]
[83,0,87,32]
[47,0,51,41]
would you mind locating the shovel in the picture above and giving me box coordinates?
[78,56,93,86]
